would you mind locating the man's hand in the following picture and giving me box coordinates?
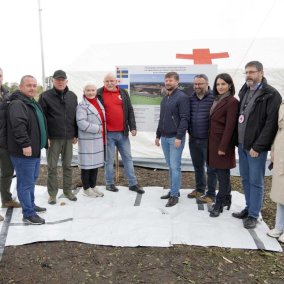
[23,146,32,156]
[99,126,103,134]
[174,139,181,148]
[155,138,160,147]
[271,156,274,163]
[48,139,50,147]
[131,130,137,136]
[249,148,259,158]
[73,137,78,144]
[218,150,225,155]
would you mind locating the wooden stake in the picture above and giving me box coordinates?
[115,147,119,183]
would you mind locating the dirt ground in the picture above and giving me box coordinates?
[0,165,283,284]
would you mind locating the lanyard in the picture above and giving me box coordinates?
[241,84,262,114]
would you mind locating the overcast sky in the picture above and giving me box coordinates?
[1,0,283,85]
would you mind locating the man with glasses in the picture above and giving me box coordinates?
[187,74,217,203]
[232,61,282,229]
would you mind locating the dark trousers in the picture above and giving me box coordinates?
[215,169,231,203]
[81,168,98,190]
[189,137,217,199]
[0,146,14,205]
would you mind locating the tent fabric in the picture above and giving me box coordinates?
[64,38,283,173]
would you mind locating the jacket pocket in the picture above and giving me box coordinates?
[172,116,178,128]
[212,128,224,134]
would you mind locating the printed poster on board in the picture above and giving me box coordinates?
[116,65,217,132]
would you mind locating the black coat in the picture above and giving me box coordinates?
[97,87,136,137]
[0,86,11,147]
[38,87,78,139]
[7,90,48,158]
[156,88,190,140]
[235,77,282,152]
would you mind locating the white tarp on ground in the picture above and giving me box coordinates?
[0,181,282,252]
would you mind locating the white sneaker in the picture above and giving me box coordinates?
[267,228,283,238]
[92,187,104,197]
[279,233,284,243]
[83,188,99,198]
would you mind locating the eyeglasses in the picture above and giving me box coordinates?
[243,71,260,75]
[193,83,206,86]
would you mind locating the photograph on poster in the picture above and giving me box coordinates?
[130,74,196,105]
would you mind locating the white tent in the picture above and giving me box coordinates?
[65,38,284,174]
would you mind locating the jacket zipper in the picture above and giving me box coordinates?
[163,96,170,133]
[172,115,177,128]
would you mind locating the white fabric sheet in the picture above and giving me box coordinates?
[0,184,282,252]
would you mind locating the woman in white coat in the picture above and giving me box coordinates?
[76,83,106,197]
[268,101,284,243]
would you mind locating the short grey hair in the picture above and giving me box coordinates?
[83,82,97,91]
[20,75,37,85]
[194,74,208,82]
[0,68,3,73]
[245,61,263,71]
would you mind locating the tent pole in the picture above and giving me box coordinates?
[38,0,46,91]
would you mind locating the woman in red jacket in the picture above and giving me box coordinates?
[208,73,239,217]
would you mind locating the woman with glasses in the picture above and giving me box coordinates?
[207,73,239,217]
[267,101,284,243]
[76,82,106,198]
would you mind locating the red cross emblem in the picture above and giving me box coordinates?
[176,49,229,64]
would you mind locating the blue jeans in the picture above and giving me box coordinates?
[10,156,40,218]
[161,136,185,197]
[189,137,217,199]
[238,143,267,218]
[105,131,137,186]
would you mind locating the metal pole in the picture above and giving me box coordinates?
[38,0,46,91]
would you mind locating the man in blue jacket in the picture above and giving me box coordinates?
[187,74,217,203]
[155,72,190,207]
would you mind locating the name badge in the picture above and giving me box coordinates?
[239,114,245,123]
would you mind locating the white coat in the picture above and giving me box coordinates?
[76,96,106,169]
[270,102,284,205]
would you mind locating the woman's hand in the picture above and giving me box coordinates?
[218,150,225,155]
[271,156,274,163]
[99,126,103,134]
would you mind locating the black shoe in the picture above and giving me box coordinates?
[161,191,180,199]
[244,216,257,229]
[23,214,45,225]
[224,195,232,210]
[129,184,145,194]
[106,184,119,192]
[35,205,46,214]
[232,209,248,219]
[210,202,223,217]
[165,196,179,207]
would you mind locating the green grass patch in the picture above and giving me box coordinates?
[130,94,162,105]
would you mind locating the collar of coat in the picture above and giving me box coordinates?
[210,93,234,117]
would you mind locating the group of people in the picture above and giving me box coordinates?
[0,70,143,225]
[155,61,284,242]
[0,61,283,243]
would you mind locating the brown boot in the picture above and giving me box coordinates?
[2,200,21,208]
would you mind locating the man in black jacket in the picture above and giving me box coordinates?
[7,75,47,225]
[39,70,78,204]
[0,68,21,222]
[97,73,144,194]
[155,72,190,207]
[232,61,282,229]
